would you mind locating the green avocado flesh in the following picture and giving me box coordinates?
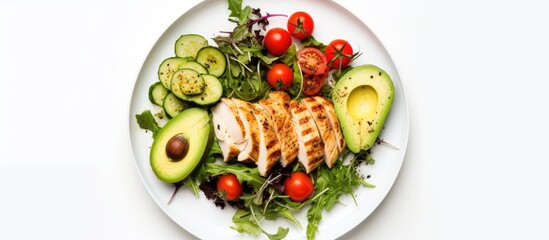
[332,64,394,153]
[150,108,210,183]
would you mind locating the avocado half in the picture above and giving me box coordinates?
[332,64,394,153]
[150,107,211,183]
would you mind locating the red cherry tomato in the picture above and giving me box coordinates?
[267,63,294,90]
[324,39,354,69]
[302,73,327,96]
[264,27,292,56]
[297,47,328,76]
[284,172,314,202]
[216,173,243,201]
[287,11,315,40]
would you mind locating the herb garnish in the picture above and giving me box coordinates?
[213,0,303,102]
[186,140,375,240]
[135,110,161,138]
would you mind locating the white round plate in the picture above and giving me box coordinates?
[129,0,409,239]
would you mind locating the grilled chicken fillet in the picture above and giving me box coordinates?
[212,93,344,175]
[290,100,325,173]
[233,98,261,163]
[302,97,339,168]
[211,98,246,161]
[313,96,346,153]
[258,93,299,167]
[251,104,281,176]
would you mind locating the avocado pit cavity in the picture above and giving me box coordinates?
[166,133,189,161]
[347,85,378,120]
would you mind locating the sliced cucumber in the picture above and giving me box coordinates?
[180,61,208,74]
[148,82,169,106]
[187,74,223,106]
[158,57,188,90]
[175,34,208,58]
[171,68,205,97]
[163,93,191,118]
[196,46,227,77]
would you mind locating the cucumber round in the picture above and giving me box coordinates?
[158,57,188,90]
[163,93,191,118]
[175,34,208,58]
[148,82,169,106]
[180,61,208,74]
[196,46,227,77]
[187,74,223,106]
[171,68,205,97]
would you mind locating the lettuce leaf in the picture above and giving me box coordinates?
[135,110,161,138]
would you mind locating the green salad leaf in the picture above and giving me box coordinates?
[301,36,327,52]
[214,0,288,102]
[305,150,376,239]
[135,110,161,138]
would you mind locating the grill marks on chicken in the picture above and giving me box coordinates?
[258,97,299,167]
[302,97,339,168]
[250,104,281,176]
[289,100,326,173]
[233,98,261,163]
[313,96,346,153]
[212,91,344,176]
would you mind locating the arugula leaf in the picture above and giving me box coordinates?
[231,209,262,234]
[306,195,323,240]
[239,6,252,25]
[206,162,265,189]
[183,177,200,196]
[227,0,243,19]
[277,208,302,229]
[304,150,377,239]
[265,226,289,240]
[230,207,289,240]
[289,60,303,100]
[208,140,223,157]
[214,0,287,102]
[280,45,297,65]
[301,36,327,51]
[135,110,161,138]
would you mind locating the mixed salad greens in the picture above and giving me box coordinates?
[135,0,385,239]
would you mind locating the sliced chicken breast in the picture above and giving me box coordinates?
[290,100,325,173]
[302,97,339,168]
[279,116,299,166]
[211,98,246,161]
[266,91,299,166]
[258,97,299,167]
[258,98,285,131]
[313,96,346,153]
[250,104,281,176]
[232,98,260,163]
[268,90,291,109]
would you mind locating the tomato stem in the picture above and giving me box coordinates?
[289,18,310,38]
[327,41,362,75]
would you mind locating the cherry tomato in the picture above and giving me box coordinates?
[324,39,354,69]
[284,172,314,202]
[216,173,243,201]
[287,11,314,40]
[267,63,294,90]
[297,47,328,76]
[264,27,292,56]
[302,73,327,96]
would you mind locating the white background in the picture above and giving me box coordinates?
[1,0,548,239]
